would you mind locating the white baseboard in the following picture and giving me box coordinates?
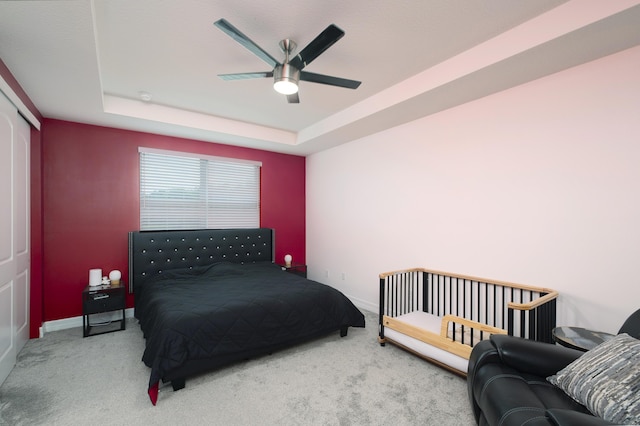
[348,295,377,315]
[42,308,135,335]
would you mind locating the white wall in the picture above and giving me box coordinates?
[306,45,640,334]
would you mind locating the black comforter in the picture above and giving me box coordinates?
[135,261,365,404]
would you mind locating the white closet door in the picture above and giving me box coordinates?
[0,90,30,386]
[14,104,30,354]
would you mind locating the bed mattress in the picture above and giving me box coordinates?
[383,311,469,373]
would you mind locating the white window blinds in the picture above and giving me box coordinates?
[139,148,261,230]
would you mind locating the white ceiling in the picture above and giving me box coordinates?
[1,1,640,156]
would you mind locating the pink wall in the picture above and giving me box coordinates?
[306,45,640,332]
[42,119,305,321]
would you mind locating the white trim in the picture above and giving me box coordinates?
[347,295,377,315]
[0,75,40,130]
[138,146,262,167]
[41,308,135,335]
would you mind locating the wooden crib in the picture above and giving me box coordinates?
[378,268,558,375]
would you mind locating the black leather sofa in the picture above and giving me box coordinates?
[467,335,615,426]
[468,309,640,425]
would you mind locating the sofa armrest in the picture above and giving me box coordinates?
[490,334,583,376]
[546,409,615,426]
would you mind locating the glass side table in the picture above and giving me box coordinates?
[552,326,615,351]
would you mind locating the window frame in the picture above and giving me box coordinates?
[138,147,262,230]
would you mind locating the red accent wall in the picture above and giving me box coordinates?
[30,127,43,337]
[42,119,305,321]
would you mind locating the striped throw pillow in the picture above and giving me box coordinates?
[547,333,640,425]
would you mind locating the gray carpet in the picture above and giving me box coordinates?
[0,311,476,425]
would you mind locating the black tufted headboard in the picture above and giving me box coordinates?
[128,228,274,293]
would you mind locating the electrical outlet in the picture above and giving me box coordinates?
[341,272,346,280]
[324,270,329,278]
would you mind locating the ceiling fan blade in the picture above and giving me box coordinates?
[218,71,273,81]
[286,93,300,104]
[289,24,344,70]
[300,71,361,89]
[214,19,280,68]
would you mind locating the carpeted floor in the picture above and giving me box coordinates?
[0,310,476,426]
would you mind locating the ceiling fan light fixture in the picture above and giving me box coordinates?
[273,64,300,95]
[274,80,298,95]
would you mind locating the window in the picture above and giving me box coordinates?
[139,147,261,230]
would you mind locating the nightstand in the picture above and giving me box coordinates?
[280,264,307,278]
[82,283,126,337]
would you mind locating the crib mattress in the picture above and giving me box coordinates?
[383,311,469,373]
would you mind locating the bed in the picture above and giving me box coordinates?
[379,268,558,375]
[128,228,365,405]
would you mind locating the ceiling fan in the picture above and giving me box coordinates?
[214,18,361,103]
